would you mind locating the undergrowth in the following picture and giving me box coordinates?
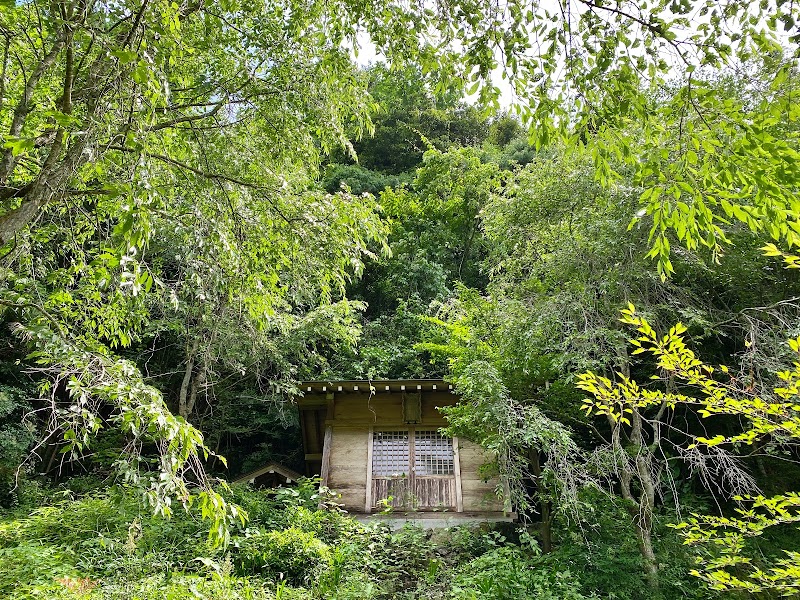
[0,479,745,599]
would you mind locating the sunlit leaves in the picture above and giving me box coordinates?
[580,304,800,444]
[628,57,800,276]
[676,492,800,594]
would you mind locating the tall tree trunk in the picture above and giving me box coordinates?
[529,447,553,553]
[0,4,142,245]
[43,440,59,477]
[178,339,199,419]
[633,512,659,590]
[186,363,206,419]
[540,499,553,554]
[612,405,661,592]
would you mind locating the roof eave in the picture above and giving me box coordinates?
[296,379,454,395]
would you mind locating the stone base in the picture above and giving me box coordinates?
[352,511,516,529]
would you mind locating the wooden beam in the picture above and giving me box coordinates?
[298,409,309,472]
[326,392,335,420]
[304,453,322,460]
[324,420,449,428]
[365,427,374,513]
[453,436,464,513]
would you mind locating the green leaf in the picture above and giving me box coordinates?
[3,137,34,156]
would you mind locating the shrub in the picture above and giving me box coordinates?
[286,506,362,544]
[224,480,327,533]
[96,573,288,600]
[233,526,332,584]
[0,381,37,509]
[430,525,513,562]
[0,544,80,599]
[449,546,596,600]
[135,510,213,570]
[538,487,721,600]
[0,493,131,549]
[320,164,405,195]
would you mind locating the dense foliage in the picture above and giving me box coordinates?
[2,0,800,597]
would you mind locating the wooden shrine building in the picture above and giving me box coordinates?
[296,379,513,523]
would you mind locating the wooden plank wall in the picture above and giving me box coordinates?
[413,478,456,509]
[326,427,368,509]
[457,439,505,512]
[371,477,455,510]
[328,391,453,426]
[372,478,409,508]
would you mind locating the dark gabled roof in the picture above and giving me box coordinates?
[233,461,303,484]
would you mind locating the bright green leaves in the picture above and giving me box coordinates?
[646,232,674,280]
[16,318,241,547]
[627,56,800,277]
[581,304,800,445]
[676,492,800,594]
[130,62,149,85]
[42,109,82,129]
[110,48,138,64]
[759,242,800,268]
[2,137,35,157]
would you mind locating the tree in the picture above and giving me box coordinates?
[427,143,800,590]
[0,0,387,538]
[578,306,800,595]
[421,289,588,554]
[424,150,674,577]
[331,64,490,174]
[336,146,503,378]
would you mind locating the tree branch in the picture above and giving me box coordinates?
[0,33,10,116]
[121,1,150,48]
[577,0,691,67]
[145,100,225,132]
[0,35,66,184]
[107,144,264,189]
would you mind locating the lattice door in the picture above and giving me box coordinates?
[413,430,456,510]
[371,429,456,510]
[372,430,410,508]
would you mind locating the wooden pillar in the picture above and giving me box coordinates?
[320,425,333,488]
[452,436,464,513]
[364,427,374,513]
[320,391,335,489]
